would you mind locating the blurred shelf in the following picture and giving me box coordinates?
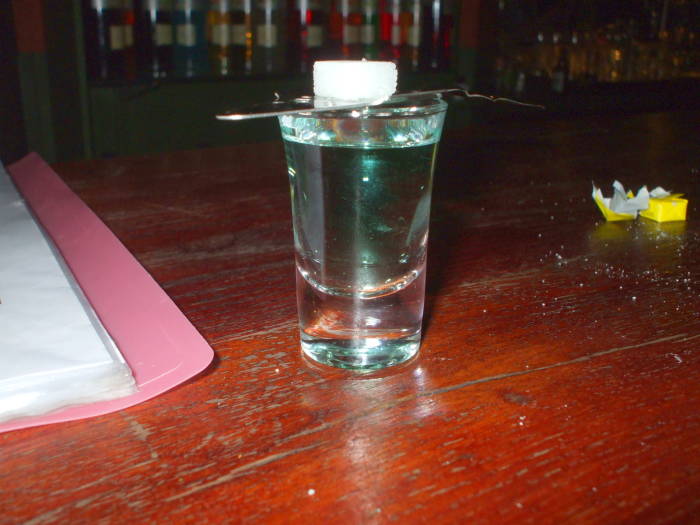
[468,77,700,123]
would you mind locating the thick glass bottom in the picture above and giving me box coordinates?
[300,331,421,370]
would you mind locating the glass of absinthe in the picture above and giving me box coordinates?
[279,61,447,370]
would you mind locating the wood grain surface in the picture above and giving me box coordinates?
[2,110,699,524]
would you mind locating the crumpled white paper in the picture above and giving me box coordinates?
[0,164,136,424]
[592,180,650,218]
[610,181,650,215]
[649,186,672,199]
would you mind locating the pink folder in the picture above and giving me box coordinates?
[2,153,214,433]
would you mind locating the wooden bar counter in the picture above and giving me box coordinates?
[2,110,699,523]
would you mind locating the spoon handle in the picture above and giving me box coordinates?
[215,89,543,121]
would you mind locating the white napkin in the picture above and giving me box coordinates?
[0,164,136,424]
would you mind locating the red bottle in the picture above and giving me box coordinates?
[340,0,362,58]
[400,0,421,70]
[380,0,401,60]
[287,0,325,72]
[421,0,452,70]
[326,0,343,57]
[122,0,136,79]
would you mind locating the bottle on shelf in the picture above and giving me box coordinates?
[123,0,137,79]
[420,0,452,70]
[551,35,569,93]
[173,0,208,77]
[360,0,379,58]
[340,0,362,58]
[207,0,233,76]
[518,38,548,100]
[380,0,402,61]
[135,0,174,79]
[567,31,585,82]
[253,0,284,73]
[400,0,421,71]
[609,29,626,82]
[532,31,559,77]
[642,0,662,41]
[231,0,253,74]
[83,0,130,81]
[326,0,344,57]
[287,0,325,72]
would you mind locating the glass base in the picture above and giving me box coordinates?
[300,331,421,370]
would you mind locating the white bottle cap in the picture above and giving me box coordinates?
[313,60,398,103]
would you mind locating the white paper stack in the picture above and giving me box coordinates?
[0,164,136,424]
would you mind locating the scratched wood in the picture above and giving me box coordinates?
[1,111,699,524]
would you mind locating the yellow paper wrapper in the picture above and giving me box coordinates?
[639,195,688,222]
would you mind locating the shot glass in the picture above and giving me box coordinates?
[279,95,447,370]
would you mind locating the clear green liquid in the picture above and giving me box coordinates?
[280,102,445,369]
